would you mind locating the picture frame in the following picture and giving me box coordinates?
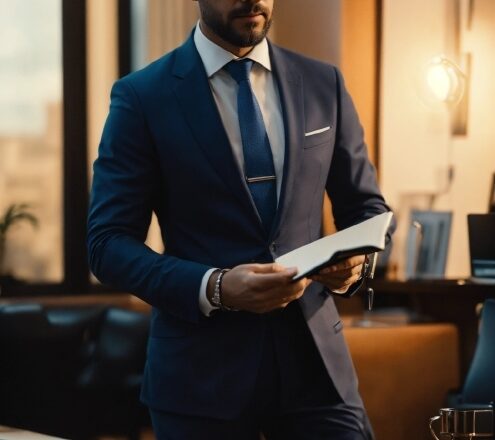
[489,172,495,213]
[405,210,453,279]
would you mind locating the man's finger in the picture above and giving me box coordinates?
[319,264,363,279]
[251,272,308,297]
[249,262,296,275]
[257,289,305,311]
[318,255,366,274]
[311,271,361,287]
[247,269,299,290]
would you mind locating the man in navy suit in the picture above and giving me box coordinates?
[88,0,394,438]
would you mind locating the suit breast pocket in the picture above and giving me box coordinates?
[303,126,333,149]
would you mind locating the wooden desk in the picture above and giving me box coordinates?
[0,426,66,439]
[0,293,151,313]
[368,279,495,377]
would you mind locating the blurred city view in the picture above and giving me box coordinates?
[0,0,63,282]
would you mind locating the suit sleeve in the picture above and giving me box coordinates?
[87,79,211,324]
[326,66,395,241]
[325,67,395,297]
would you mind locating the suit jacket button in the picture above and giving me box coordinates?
[270,242,277,252]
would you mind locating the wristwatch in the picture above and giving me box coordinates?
[210,269,236,311]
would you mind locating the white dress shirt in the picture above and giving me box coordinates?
[193,24,285,315]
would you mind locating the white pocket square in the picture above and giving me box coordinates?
[304,126,331,137]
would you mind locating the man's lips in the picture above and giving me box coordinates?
[237,13,263,17]
[231,5,268,20]
[233,13,266,21]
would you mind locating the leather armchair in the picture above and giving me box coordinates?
[0,303,150,440]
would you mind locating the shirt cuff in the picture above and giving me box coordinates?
[199,268,219,316]
[331,285,350,295]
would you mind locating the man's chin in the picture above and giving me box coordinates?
[213,17,271,49]
[231,26,268,47]
[234,22,263,35]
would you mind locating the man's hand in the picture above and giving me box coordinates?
[309,255,365,292]
[207,263,310,314]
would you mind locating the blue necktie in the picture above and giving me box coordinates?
[224,59,277,231]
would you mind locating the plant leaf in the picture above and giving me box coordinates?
[8,213,39,228]
[0,204,39,236]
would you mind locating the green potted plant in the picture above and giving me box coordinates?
[0,204,38,288]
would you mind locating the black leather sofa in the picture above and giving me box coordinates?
[0,303,151,440]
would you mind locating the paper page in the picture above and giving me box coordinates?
[275,212,393,278]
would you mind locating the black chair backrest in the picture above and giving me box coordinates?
[462,299,495,404]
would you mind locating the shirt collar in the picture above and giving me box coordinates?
[193,22,271,78]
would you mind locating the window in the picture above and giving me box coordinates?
[0,0,92,295]
[0,0,63,284]
[0,0,197,296]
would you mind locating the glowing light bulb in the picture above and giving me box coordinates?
[426,63,451,101]
[423,56,465,105]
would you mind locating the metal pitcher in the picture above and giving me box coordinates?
[430,406,494,439]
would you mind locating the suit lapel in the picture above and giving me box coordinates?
[268,44,305,241]
[172,37,264,232]
[171,38,306,241]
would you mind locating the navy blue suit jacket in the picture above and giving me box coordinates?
[87,34,393,418]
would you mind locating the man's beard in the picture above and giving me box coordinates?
[199,2,273,48]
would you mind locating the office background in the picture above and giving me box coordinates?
[0,1,494,439]
[2,0,494,292]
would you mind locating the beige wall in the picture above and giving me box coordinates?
[147,0,198,62]
[86,0,118,178]
[271,0,341,65]
[380,0,495,278]
[341,0,378,163]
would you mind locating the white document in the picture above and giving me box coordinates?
[275,212,394,281]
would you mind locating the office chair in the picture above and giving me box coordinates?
[448,299,495,406]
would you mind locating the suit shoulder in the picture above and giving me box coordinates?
[270,44,343,94]
[270,44,339,75]
[115,48,178,94]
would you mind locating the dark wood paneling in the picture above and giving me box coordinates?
[62,0,89,294]
[118,0,132,77]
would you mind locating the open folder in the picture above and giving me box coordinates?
[275,211,394,281]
